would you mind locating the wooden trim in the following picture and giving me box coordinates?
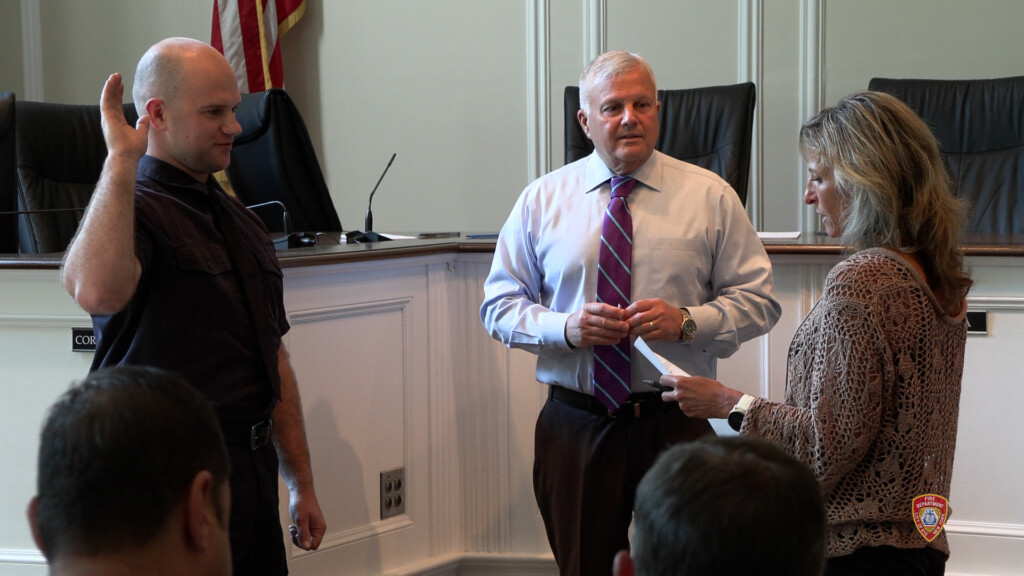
[7,235,1024,271]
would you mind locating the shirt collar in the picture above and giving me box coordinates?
[582,150,666,194]
[138,155,220,196]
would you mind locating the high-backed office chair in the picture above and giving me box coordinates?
[868,76,1024,234]
[226,88,342,233]
[15,100,138,253]
[0,92,16,253]
[565,82,756,206]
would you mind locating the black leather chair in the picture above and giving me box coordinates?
[15,100,138,253]
[226,88,342,233]
[0,92,16,253]
[869,76,1024,234]
[565,83,756,206]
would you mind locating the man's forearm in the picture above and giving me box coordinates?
[273,344,327,550]
[63,72,148,315]
[61,153,142,315]
[273,345,316,492]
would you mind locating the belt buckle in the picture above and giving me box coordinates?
[250,419,273,451]
[608,401,636,419]
[609,399,647,419]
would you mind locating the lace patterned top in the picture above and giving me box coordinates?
[743,248,967,558]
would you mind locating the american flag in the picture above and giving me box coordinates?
[211,0,305,92]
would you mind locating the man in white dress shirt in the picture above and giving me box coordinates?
[480,50,780,576]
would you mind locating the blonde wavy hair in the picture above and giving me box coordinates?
[799,91,972,313]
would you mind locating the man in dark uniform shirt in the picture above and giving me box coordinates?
[61,37,326,575]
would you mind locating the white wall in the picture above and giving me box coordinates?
[0,1,24,100]
[11,1,1024,235]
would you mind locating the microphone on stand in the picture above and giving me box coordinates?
[245,200,292,234]
[244,200,316,249]
[347,152,396,243]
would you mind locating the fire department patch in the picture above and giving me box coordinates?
[912,494,949,542]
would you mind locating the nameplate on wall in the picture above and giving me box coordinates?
[966,310,987,336]
[72,327,96,352]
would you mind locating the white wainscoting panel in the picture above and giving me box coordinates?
[282,258,433,573]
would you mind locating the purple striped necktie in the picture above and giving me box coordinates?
[593,176,636,412]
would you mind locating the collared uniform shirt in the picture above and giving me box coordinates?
[481,151,780,393]
[91,155,289,425]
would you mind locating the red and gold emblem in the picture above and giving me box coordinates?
[912,494,949,542]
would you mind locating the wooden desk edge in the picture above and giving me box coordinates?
[4,236,1024,270]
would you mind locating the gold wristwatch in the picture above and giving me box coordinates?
[678,307,696,342]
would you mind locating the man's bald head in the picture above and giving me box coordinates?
[132,38,231,114]
[129,37,242,181]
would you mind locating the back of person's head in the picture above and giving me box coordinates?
[579,50,657,115]
[799,91,971,311]
[31,365,230,560]
[630,436,826,576]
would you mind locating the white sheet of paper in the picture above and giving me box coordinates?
[635,337,737,435]
[756,231,801,239]
[634,336,691,377]
[337,232,416,243]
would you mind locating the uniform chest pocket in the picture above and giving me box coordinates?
[253,246,284,279]
[174,244,233,275]
[252,245,285,330]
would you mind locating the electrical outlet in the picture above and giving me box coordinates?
[380,467,406,520]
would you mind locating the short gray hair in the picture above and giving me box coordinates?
[578,51,657,115]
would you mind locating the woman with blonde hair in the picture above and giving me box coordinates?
[661,91,971,576]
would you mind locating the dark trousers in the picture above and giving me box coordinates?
[533,393,713,576]
[826,545,946,576]
[229,442,288,576]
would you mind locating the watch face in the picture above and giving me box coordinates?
[682,319,696,340]
[678,309,696,342]
[728,410,743,431]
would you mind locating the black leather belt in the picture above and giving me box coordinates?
[221,418,274,451]
[548,386,673,419]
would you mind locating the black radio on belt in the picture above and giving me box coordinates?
[249,419,274,451]
[222,419,274,451]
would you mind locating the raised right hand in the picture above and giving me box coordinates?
[100,73,150,161]
[60,73,148,315]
